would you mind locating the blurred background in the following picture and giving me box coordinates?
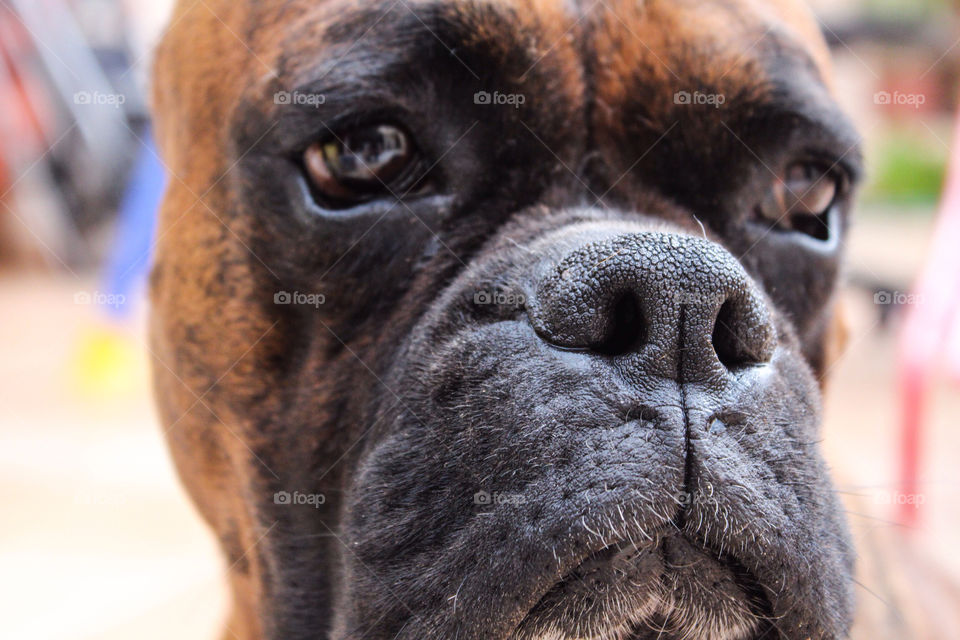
[1,0,959,638]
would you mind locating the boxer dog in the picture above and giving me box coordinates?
[150,0,861,638]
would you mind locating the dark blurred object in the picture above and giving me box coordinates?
[0,0,150,269]
[823,17,945,50]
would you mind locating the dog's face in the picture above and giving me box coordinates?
[151,0,860,638]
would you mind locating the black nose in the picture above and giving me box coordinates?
[528,232,775,382]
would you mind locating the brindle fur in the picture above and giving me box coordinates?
[151,1,874,638]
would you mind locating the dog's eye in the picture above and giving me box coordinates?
[303,124,425,206]
[757,162,842,241]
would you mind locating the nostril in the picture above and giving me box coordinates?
[592,293,647,356]
[711,297,773,369]
[711,299,749,369]
[529,232,775,369]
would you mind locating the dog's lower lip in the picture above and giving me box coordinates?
[514,537,649,630]
[516,536,777,640]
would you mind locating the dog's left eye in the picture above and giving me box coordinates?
[756,162,843,241]
[302,124,427,207]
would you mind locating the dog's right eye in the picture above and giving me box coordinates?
[302,124,428,207]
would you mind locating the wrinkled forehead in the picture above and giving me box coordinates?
[251,0,830,84]
[154,0,832,174]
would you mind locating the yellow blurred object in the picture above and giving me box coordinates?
[71,325,142,397]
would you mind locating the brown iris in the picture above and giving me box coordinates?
[303,124,419,205]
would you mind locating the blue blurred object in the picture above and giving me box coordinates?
[100,127,164,319]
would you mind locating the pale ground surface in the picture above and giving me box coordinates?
[0,209,957,639]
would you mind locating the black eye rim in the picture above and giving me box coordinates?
[297,121,434,210]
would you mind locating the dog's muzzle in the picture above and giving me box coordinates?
[334,220,853,640]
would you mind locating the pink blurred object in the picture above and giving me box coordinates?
[897,106,960,527]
